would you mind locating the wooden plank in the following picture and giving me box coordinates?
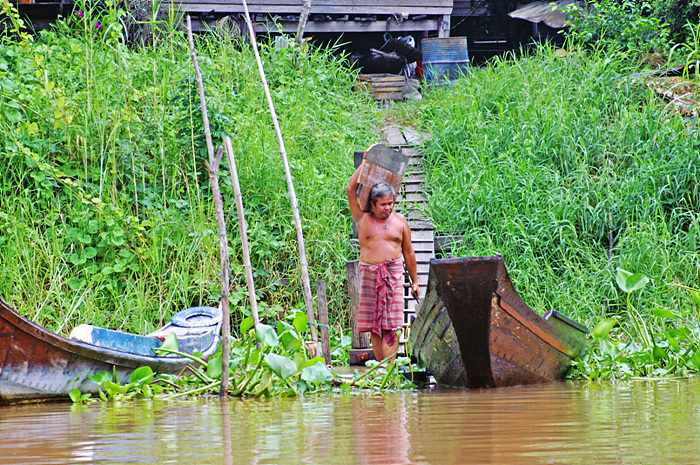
[402,127,431,145]
[383,126,406,146]
[400,147,422,157]
[349,348,374,365]
[412,241,436,252]
[499,299,577,358]
[404,192,428,202]
[408,221,433,230]
[347,260,371,349]
[411,230,435,241]
[175,2,452,15]
[252,19,441,34]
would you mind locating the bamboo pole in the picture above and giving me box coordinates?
[296,0,312,45]
[223,136,260,328]
[186,16,231,397]
[239,0,318,347]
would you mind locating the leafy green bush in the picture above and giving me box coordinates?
[565,0,671,54]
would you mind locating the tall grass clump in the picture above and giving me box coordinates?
[397,44,699,371]
[0,9,380,335]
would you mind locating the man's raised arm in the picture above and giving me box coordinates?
[346,162,365,224]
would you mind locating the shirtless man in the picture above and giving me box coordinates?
[346,160,420,362]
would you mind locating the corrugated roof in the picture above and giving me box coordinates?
[508,0,579,29]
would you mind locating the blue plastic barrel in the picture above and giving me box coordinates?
[422,37,470,85]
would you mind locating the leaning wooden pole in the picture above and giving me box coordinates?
[186,16,231,397]
[223,136,260,329]
[240,0,318,346]
[296,0,312,45]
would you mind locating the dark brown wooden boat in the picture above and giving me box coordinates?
[407,255,588,388]
[0,298,221,404]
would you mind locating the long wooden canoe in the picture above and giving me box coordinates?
[407,255,588,388]
[0,298,221,404]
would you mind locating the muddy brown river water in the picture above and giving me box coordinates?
[1,379,699,464]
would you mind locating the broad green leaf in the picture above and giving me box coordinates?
[279,328,302,351]
[88,371,112,385]
[653,307,678,319]
[130,366,154,385]
[688,351,700,370]
[615,267,648,293]
[652,346,667,361]
[249,348,263,366]
[305,356,326,367]
[666,327,690,341]
[690,290,700,307]
[254,371,273,397]
[292,311,309,333]
[69,388,90,403]
[229,356,242,371]
[599,339,619,358]
[103,380,128,395]
[277,320,294,333]
[135,384,153,399]
[615,267,632,291]
[265,353,298,379]
[83,247,97,259]
[68,388,81,403]
[256,324,279,347]
[293,380,307,395]
[240,315,255,334]
[301,362,334,384]
[591,318,617,341]
[666,335,680,351]
[207,356,223,379]
[294,350,308,372]
[159,332,179,351]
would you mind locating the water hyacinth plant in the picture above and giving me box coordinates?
[69,312,415,403]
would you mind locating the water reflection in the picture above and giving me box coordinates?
[1,380,700,464]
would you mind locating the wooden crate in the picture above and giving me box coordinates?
[355,74,406,101]
[356,143,409,212]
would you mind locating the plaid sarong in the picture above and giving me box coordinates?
[357,258,404,347]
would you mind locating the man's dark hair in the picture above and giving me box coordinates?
[370,183,396,203]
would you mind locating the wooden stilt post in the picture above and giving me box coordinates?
[316,280,331,366]
[347,260,373,364]
[186,15,231,397]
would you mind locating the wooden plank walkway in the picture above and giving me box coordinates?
[380,125,433,346]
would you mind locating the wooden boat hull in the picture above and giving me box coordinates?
[0,299,221,404]
[407,256,587,388]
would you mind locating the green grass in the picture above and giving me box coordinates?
[396,44,700,336]
[0,15,380,335]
